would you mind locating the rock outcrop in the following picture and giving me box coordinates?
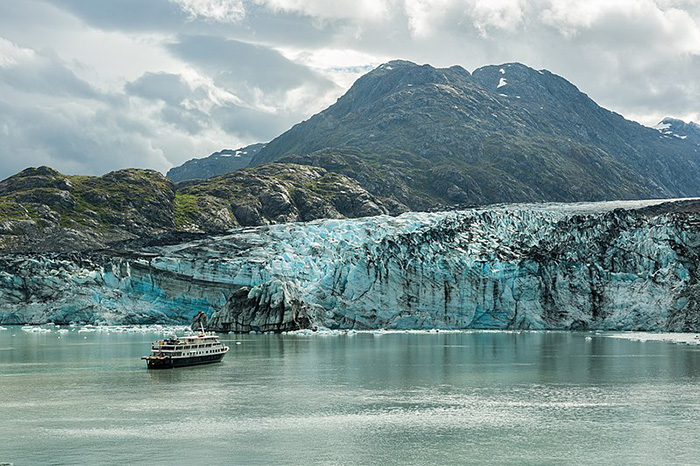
[1,198,699,332]
[174,163,388,231]
[0,167,175,253]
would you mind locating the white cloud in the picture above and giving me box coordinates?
[256,0,393,22]
[276,47,386,88]
[0,37,35,68]
[470,0,525,35]
[170,0,245,23]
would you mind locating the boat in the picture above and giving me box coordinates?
[141,327,229,369]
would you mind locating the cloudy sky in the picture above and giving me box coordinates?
[0,0,699,179]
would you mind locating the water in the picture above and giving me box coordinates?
[1,329,699,465]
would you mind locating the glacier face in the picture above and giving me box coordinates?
[1,199,699,331]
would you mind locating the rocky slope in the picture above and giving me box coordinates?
[2,198,699,332]
[251,60,700,210]
[0,164,387,252]
[166,143,265,182]
[174,163,387,231]
[0,166,175,252]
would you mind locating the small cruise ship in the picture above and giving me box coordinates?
[142,330,229,369]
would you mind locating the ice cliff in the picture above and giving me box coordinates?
[1,199,699,332]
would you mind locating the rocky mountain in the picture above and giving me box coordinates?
[251,60,700,210]
[166,143,265,182]
[2,198,699,332]
[0,166,175,252]
[174,163,387,232]
[654,117,700,145]
[0,164,386,252]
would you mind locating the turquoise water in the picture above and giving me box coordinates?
[1,328,699,465]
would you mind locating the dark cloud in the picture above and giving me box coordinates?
[39,0,186,32]
[0,46,98,99]
[0,98,169,178]
[40,0,340,48]
[125,72,191,104]
[167,35,336,93]
[211,103,298,142]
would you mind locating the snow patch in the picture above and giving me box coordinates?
[497,77,507,88]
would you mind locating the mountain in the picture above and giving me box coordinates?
[0,164,386,252]
[3,198,699,332]
[0,166,175,252]
[654,117,700,145]
[173,163,386,232]
[251,60,700,211]
[166,143,265,182]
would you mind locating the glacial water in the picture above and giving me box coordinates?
[1,328,699,465]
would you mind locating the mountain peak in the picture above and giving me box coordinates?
[654,117,700,144]
[250,59,700,209]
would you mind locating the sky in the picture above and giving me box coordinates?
[0,0,698,179]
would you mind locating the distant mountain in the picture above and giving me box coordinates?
[654,117,700,146]
[251,60,700,211]
[166,143,265,182]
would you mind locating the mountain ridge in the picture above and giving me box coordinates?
[250,60,700,209]
[166,143,266,182]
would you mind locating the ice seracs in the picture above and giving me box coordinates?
[1,198,700,333]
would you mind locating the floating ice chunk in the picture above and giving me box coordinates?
[606,332,700,346]
[21,326,51,333]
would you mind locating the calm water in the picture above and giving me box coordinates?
[1,328,699,466]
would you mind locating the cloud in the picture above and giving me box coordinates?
[0,0,699,180]
[167,35,340,117]
[170,0,245,22]
[125,71,193,104]
[0,98,171,178]
[0,38,98,99]
[256,0,392,22]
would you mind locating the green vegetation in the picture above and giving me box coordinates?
[0,199,29,221]
[174,193,201,230]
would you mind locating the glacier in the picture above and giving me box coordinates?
[1,199,699,332]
